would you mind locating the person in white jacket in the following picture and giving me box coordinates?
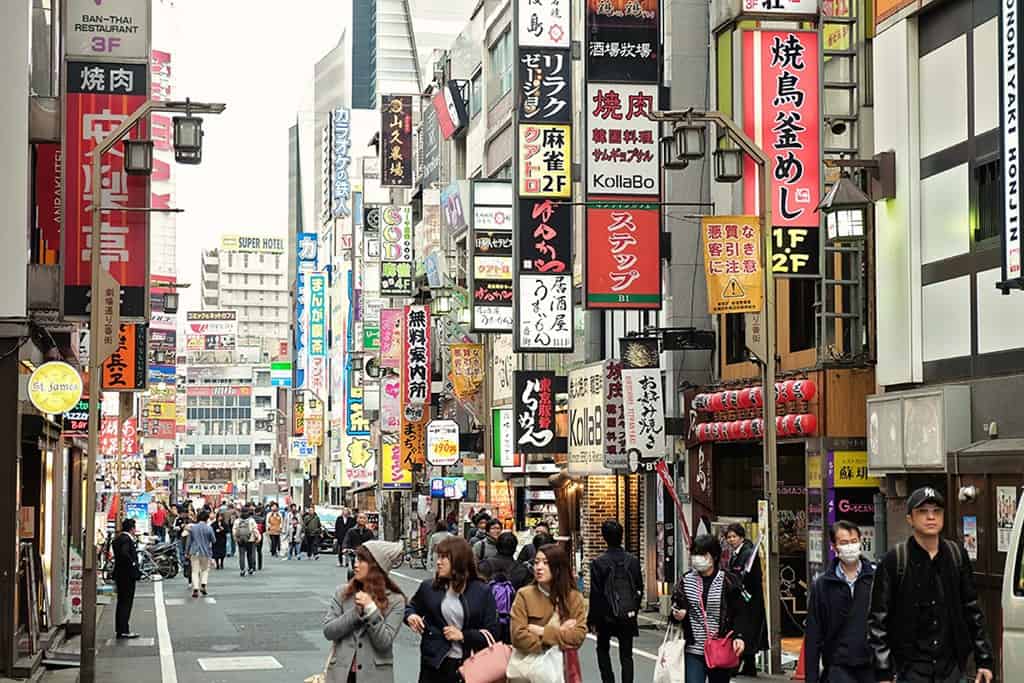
[286,515,304,560]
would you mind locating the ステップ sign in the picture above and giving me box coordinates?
[586,206,661,308]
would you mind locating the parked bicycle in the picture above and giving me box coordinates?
[390,544,427,570]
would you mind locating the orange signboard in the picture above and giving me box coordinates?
[101,323,147,391]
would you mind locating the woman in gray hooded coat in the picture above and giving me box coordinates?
[322,540,406,683]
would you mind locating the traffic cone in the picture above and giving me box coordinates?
[791,638,807,681]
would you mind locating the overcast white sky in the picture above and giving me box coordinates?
[169,0,352,312]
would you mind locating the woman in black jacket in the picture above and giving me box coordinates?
[671,534,754,683]
[404,536,498,683]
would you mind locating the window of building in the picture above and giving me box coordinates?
[243,253,249,268]
[491,163,512,180]
[974,158,1002,243]
[255,371,270,386]
[470,69,483,118]
[259,253,265,264]
[227,253,233,268]
[489,31,512,104]
[789,279,816,352]
[725,314,747,364]
[255,395,271,408]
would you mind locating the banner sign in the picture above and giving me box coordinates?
[517,124,572,198]
[221,235,285,253]
[99,416,139,456]
[585,206,661,308]
[622,368,665,462]
[402,305,431,421]
[426,419,460,466]
[568,362,613,475]
[342,438,375,488]
[449,343,485,400]
[743,30,821,277]
[332,108,352,218]
[380,94,413,188]
[379,308,403,368]
[306,399,324,447]
[492,407,520,469]
[492,334,515,402]
[381,376,401,433]
[101,323,147,391]
[470,187,514,332]
[308,272,328,399]
[434,82,469,140]
[1001,0,1023,285]
[517,274,572,350]
[603,359,628,469]
[34,143,61,265]
[400,414,427,466]
[513,370,558,453]
[519,49,572,124]
[701,215,764,313]
[63,60,149,319]
[586,83,660,196]
[382,439,413,489]
[420,99,441,187]
[585,0,660,82]
[380,205,414,295]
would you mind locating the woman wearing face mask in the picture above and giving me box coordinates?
[671,534,754,683]
[404,536,498,683]
[724,523,766,676]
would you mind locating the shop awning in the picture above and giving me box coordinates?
[949,439,1024,474]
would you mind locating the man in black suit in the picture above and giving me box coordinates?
[112,518,142,639]
[334,507,356,566]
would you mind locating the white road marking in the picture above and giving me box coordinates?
[153,580,179,683]
[392,570,659,661]
[197,656,283,671]
[163,598,184,606]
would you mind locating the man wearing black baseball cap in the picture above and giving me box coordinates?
[867,487,994,683]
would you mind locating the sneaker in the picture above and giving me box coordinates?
[248,569,255,575]
[192,590,199,598]
[240,571,245,577]
[200,585,208,596]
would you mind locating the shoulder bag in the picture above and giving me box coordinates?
[698,577,740,670]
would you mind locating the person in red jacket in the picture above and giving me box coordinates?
[151,502,168,543]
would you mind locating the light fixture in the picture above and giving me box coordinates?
[124,139,154,175]
[713,146,744,183]
[173,108,204,165]
[674,123,706,162]
[661,136,688,170]
[458,307,471,325]
[163,291,180,313]
[433,294,452,315]
[818,174,872,241]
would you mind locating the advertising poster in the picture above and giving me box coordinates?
[382,439,412,490]
[513,370,558,454]
[701,216,764,314]
[402,305,431,421]
[381,376,401,434]
[449,343,485,400]
[585,0,660,82]
[997,486,1019,553]
[62,60,149,319]
[742,30,821,277]
[379,308,403,368]
[567,362,612,475]
[586,206,661,308]
[963,515,978,561]
[343,438,375,489]
[426,419,460,467]
[380,95,413,188]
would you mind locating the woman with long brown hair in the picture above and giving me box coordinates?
[508,542,588,680]
[321,540,406,683]
[404,536,498,683]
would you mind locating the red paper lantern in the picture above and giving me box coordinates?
[709,393,726,412]
[775,381,792,403]
[693,394,712,411]
[726,421,743,440]
[749,387,764,408]
[776,415,788,436]
[737,388,755,410]
[791,379,817,402]
[722,390,740,411]
[792,413,818,435]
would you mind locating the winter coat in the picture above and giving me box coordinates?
[286,523,304,545]
[509,584,588,655]
[267,511,283,535]
[404,577,498,670]
[322,588,405,683]
[343,526,376,550]
[588,547,643,635]
[303,512,323,537]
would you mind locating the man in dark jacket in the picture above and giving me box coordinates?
[301,505,322,559]
[334,506,356,565]
[588,520,643,683]
[806,521,875,683]
[342,512,376,552]
[725,522,766,676]
[478,531,532,589]
[868,487,994,683]
[516,521,550,563]
[112,518,142,638]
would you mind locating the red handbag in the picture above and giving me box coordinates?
[698,578,740,670]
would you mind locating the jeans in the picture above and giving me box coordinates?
[288,542,302,559]
[269,534,281,557]
[153,526,165,543]
[115,578,136,635]
[685,652,732,683]
[238,541,256,573]
[191,556,211,591]
[596,623,635,683]
[226,534,236,557]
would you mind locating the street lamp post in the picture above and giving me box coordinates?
[650,107,782,674]
[81,98,225,682]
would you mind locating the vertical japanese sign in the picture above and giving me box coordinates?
[622,367,665,463]
[1001,0,1023,285]
[586,206,661,308]
[402,305,431,422]
[470,182,514,332]
[380,205,414,295]
[381,376,402,433]
[514,0,574,353]
[449,343,485,400]
[380,95,413,188]
[294,232,318,389]
[62,61,150,319]
[513,370,558,454]
[382,439,413,489]
[332,107,351,218]
[586,85,660,196]
[492,408,520,469]
[568,362,612,475]
[308,272,327,399]
[743,30,821,277]
[101,323,147,391]
[400,414,427,466]
[603,359,627,469]
[379,308,404,368]
[701,216,764,313]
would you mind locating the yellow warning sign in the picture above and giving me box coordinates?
[702,216,763,314]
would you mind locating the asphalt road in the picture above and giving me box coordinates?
[94,546,672,682]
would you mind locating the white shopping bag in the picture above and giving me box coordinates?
[653,624,687,683]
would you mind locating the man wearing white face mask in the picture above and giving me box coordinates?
[805,521,876,683]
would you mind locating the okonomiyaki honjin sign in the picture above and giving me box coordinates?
[402,305,431,422]
[514,370,557,454]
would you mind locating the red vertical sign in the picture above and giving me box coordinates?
[34,143,62,265]
[63,61,149,318]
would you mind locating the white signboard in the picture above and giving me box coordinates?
[567,362,612,475]
[622,368,665,462]
[289,437,315,460]
[517,0,571,48]
[494,408,517,469]
[1002,0,1022,283]
[476,306,515,332]
[66,0,151,59]
[586,83,660,197]
[473,206,514,231]
[426,419,460,466]
[741,0,819,15]
[517,274,572,350]
[492,334,514,402]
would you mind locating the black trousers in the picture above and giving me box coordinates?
[825,665,876,683]
[418,656,463,683]
[596,623,635,683]
[305,534,320,557]
[269,534,281,556]
[115,578,136,635]
[255,536,263,569]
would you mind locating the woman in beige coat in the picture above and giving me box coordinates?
[322,541,406,683]
[509,542,588,655]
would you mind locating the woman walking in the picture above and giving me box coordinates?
[185,510,215,598]
[211,512,228,569]
[670,534,753,683]
[509,542,587,674]
[404,536,498,683]
[321,540,406,682]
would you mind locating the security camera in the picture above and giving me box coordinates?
[958,485,979,503]
[825,118,847,136]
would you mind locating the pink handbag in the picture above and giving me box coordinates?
[458,630,512,683]
[698,582,740,670]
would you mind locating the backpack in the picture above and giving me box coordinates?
[236,517,254,542]
[489,577,516,628]
[603,555,640,621]
[895,538,962,586]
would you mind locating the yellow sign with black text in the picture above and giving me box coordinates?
[702,216,763,314]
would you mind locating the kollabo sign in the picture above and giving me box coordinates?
[28,362,84,415]
[567,362,612,475]
[426,419,460,466]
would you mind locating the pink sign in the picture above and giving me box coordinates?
[381,376,401,433]
[379,308,403,369]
